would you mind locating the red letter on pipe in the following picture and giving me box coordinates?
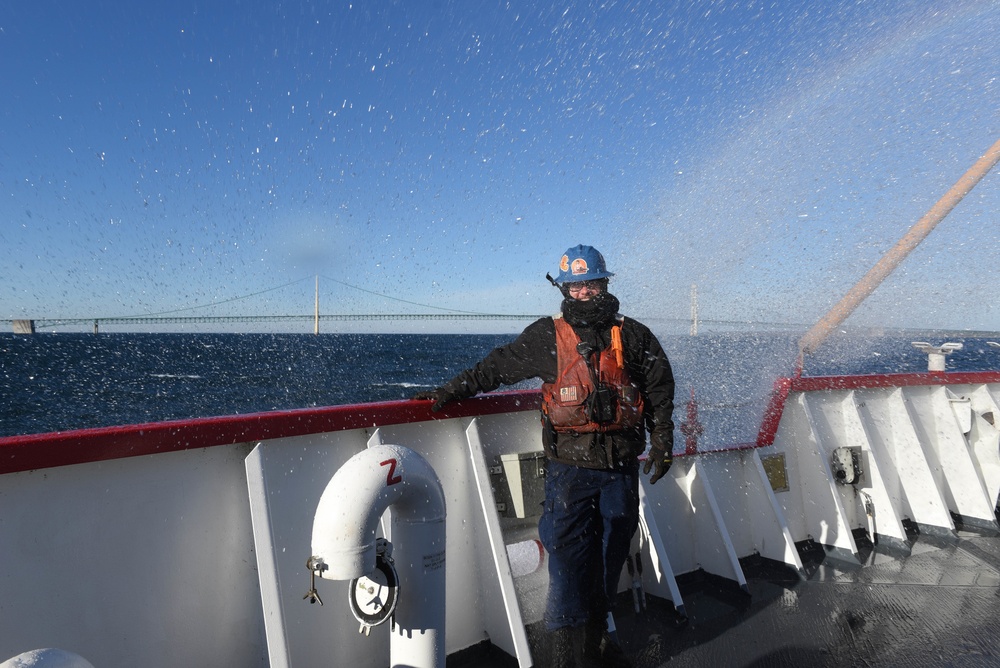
[381,458,402,486]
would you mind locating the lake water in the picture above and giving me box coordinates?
[3,331,998,444]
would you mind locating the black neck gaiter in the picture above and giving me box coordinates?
[561,291,620,335]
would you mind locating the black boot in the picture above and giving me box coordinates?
[583,618,632,668]
[550,625,586,668]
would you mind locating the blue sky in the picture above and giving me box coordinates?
[2,1,998,335]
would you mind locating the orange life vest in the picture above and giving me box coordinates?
[541,316,645,433]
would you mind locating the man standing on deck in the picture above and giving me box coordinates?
[412,245,675,668]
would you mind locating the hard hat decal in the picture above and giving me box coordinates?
[554,244,614,284]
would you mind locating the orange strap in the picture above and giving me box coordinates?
[611,325,624,369]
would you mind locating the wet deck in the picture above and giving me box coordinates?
[456,523,1000,667]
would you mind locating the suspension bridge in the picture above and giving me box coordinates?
[6,276,552,333]
[11,312,553,334]
[6,277,802,334]
[10,313,808,335]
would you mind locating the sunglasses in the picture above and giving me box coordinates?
[566,280,605,293]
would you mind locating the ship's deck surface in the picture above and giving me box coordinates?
[456,522,1000,668]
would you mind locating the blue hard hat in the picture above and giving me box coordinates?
[555,245,615,284]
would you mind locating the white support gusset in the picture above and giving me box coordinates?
[747,450,803,571]
[664,459,747,589]
[649,459,698,574]
[835,390,908,545]
[904,386,997,526]
[964,383,1000,422]
[685,459,748,592]
[637,477,685,617]
[768,397,812,543]
[795,393,860,560]
[958,384,1000,509]
[966,412,1000,509]
[855,388,953,531]
[463,419,533,668]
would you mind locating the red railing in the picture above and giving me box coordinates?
[0,391,541,475]
[755,370,1000,448]
[4,370,1000,476]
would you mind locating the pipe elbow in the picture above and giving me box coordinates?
[311,443,446,580]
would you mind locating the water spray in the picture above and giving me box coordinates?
[796,136,1000,373]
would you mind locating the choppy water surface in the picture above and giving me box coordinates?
[0,333,509,437]
[2,331,998,442]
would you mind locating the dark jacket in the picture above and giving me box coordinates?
[440,314,675,469]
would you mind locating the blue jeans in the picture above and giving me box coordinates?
[538,459,640,630]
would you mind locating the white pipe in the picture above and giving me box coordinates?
[0,649,95,668]
[506,539,545,577]
[311,444,446,668]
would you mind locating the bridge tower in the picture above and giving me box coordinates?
[690,284,699,336]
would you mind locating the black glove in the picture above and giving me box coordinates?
[410,388,458,413]
[642,431,673,484]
